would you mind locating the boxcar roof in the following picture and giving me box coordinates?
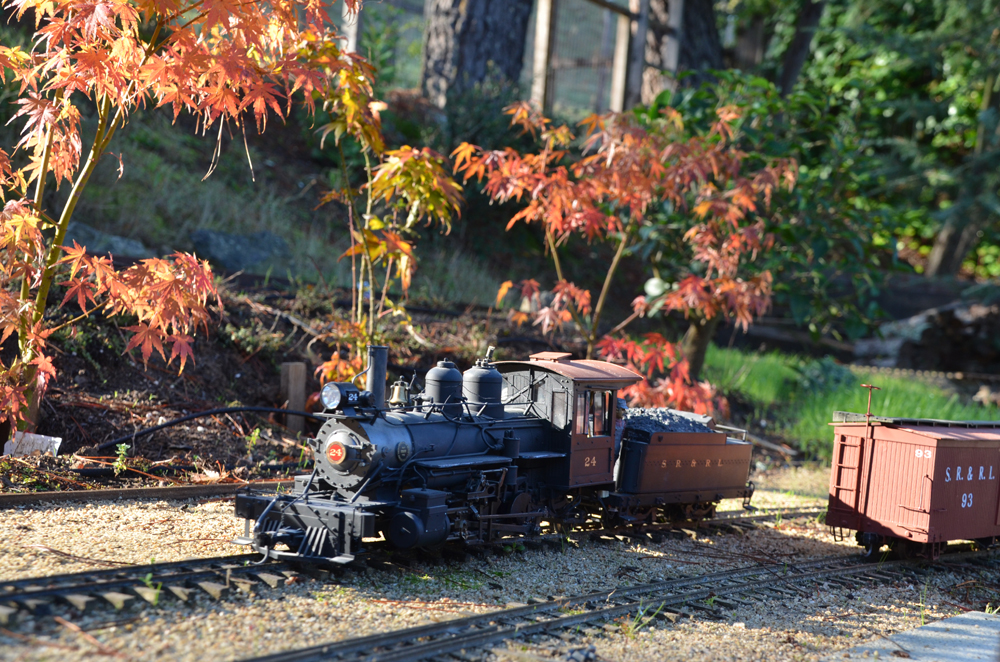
[495,352,642,388]
[893,426,1000,441]
[833,411,1000,428]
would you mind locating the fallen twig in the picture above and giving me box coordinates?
[25,545,132,567]
[8,458,94,490]
[55,616,126,657]
[368,598,496,612]
[0,626,78,650]
[74,457,183,485]
[636,554,703,565]
[942,600,972,612]
[241,297,321,337]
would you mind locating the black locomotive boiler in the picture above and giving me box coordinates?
[234,346,755,563]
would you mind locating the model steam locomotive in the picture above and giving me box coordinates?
[235,346,754,563]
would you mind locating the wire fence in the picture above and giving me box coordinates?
[521,0,621,119]
[350,0,625,119]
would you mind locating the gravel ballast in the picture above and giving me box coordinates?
[0,470,990,661]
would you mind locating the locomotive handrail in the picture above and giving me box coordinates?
[715,424,748,441]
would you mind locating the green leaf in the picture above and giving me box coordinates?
[789,294,812,326]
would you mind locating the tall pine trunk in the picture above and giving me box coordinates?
[926,73,996,277]
[642,0,723,104]
[778,0,825,96]
[926,204,984,277]
[421,0,533,109]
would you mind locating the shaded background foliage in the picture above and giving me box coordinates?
[5,0,1000,433]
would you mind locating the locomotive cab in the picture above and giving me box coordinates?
[494,352,642,490]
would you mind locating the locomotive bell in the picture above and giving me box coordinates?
[388,377,410,406]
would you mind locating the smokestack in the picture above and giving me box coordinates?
[366,345,388,409]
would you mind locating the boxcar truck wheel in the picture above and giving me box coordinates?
[975,537,996,551]
[859,532,883,561]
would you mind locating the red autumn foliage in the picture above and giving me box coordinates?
[457,103,796,413]
[0,0,378,430]
[597,334,726,416]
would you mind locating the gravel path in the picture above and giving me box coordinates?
[0,498,242,580]
[0,469,989,662]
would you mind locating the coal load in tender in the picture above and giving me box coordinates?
[622,408,714,442]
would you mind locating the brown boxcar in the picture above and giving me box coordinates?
[826,411,1000,558]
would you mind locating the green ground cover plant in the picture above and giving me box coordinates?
[703,345,1000,460]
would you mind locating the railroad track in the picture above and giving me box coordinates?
[239,549,998,662]
[0,507,823,627]
[0,554,295,625]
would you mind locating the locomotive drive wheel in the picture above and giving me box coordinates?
[503,492,533,525]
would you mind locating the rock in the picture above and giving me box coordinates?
[854,301,1000,373]
[64,223,154,260]
[189,230,289,273]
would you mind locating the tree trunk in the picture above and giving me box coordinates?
[733,14,767,70]
[681,315,720,383]
[926,73,994,277]
[778,0,825,96]
[641,0,723,104]
[420,0,533,108]
[641,0,672,104]
[926,204,984,277]
[678,0,723,80]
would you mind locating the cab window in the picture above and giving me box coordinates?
[574,391,588,434]
[574,390,612,436]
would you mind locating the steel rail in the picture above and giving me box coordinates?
[237,549,996,662]
[0,554,262,596]
[541,507,826,540]
[233,555,893,662]
[0,481,294,509]
[0,505,826,627]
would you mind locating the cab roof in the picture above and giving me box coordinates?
[495,352,642,389]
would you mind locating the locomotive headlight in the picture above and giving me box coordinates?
[320,383,367,411]
[321,382,342,410]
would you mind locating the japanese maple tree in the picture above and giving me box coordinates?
[454,103,796,413]
[311,143,463,386]
[0,0,385,431]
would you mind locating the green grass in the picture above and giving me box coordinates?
[703,345,1000,460]
[53,110,503,305]
[789,368,1000,458]
[703,345,801,407]
[408,241,504,308]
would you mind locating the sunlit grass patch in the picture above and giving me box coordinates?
[704,346,1000,461]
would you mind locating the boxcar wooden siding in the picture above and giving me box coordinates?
[828,421,1000,544]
